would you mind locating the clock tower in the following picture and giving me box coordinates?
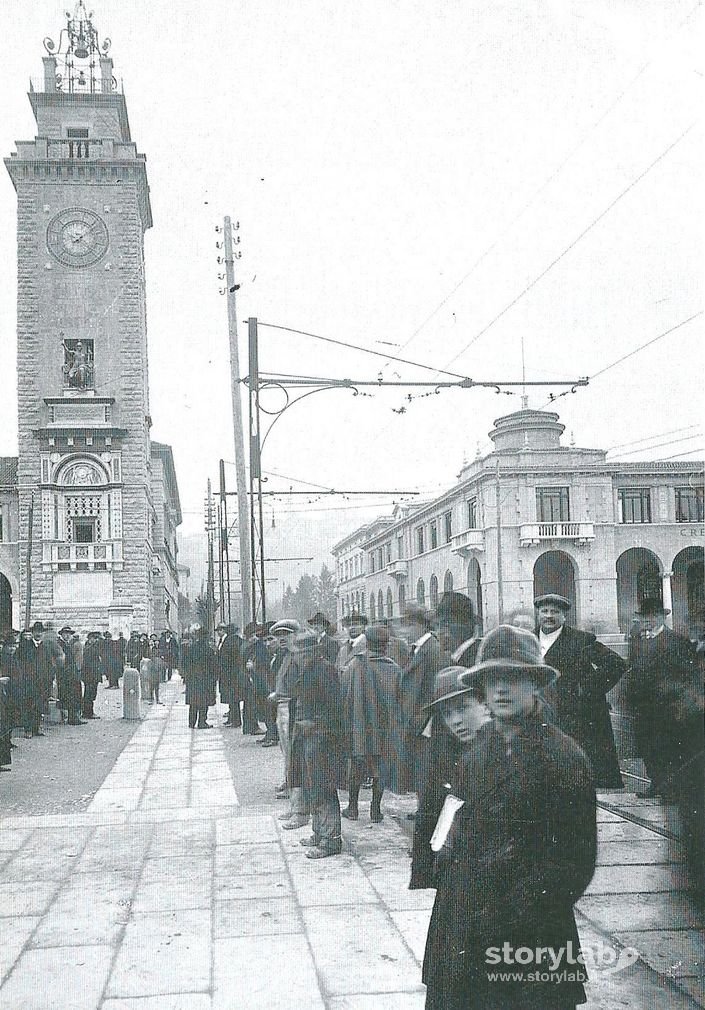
[5,3,159,631]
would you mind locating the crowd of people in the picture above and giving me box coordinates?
[1,591,702,1009]
[176,590,703,1009]
[0,623,181,769]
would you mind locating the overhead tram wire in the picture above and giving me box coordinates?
[255,322,468,380]
[439,121,698,373]
[607,425,701,452]
[610,434,703,456]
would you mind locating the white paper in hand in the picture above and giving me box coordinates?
[430,794,465,852]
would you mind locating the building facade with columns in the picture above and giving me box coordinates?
[0,5,183,634]
[332,409,704,638]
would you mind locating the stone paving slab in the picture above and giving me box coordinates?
[615,930,705,980]
[1,688,702,1009]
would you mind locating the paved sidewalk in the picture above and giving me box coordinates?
[0,680,703,1009]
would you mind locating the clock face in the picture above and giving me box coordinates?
[46,208,109,267]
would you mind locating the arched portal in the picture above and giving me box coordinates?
[672,546,704,636]
[429,575,439,611]
[466,559,483,633]
[534,551,577,618]
[443,570,453,594]
[0,573,11,635]
[615,548,662,633]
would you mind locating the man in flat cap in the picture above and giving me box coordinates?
[534,593,625,788]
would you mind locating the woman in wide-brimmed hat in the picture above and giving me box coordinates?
[420,625,597,1010]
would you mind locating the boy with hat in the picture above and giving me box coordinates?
[533,592,625,788]
[421,625,596,1010]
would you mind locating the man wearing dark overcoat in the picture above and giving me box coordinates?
[535,593,625,788]
[184,628,216,729]
[624,598,704,903]
[398,603,443,793]
[290,634,344,858]
[216,622,244,728]
[15,622,50,736]
[58,625,84,725]
[82,631,104,719]
[340,623,403,821]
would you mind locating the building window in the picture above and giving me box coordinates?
[385,541,392,565]
[675,486,704,523]
[444,570,453,593]
[416,526,425,554]
[0,511,3,542]
[537,487,570,523]
[386,587,393,618]
[399,584,406,612]
[429,574,439,610]
[417,579,425,605]
[397,534,404,559]
[444,511,452,543]
[369,553,375,574]
[370,596,376,621]
[430,521,438,550]
[378,590,384,619]
[618,488,652,524]
[72,518,96,543]
[467,498,478,529]
[377,547,384,570]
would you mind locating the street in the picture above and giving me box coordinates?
[0,680,702,1010]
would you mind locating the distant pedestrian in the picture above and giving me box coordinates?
[82,631,104,718]
[15,623,49,737]
[104,631,125,689]
[535,593,625,788]
[184,628,216,729]
[159,629,179,679]
[340,623,402,823]
[58,626,84,725]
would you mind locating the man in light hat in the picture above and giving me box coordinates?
[421,625,596,1010]
[534,592,625,788]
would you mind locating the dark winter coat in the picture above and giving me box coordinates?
[57,636,82,709]
[542,625,625,788]
[159,634,180,668]
[340,652,403,788]
[313,632,340,666]
[183,638,217,707]
[82,640,104,688]
[15,638,51,708]
[623,628,703,796]
[398,633,443,792]
[421,715,596,1010]
[289,650,344,806]
[216,633,245,705]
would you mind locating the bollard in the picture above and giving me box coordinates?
[122,666,142,720]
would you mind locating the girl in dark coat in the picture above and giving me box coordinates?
[184,630,216,729]
[420,626,596,1010]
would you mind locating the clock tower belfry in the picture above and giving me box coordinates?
[5,3,157,631]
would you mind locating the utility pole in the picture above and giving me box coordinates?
[204,480,217,638]
[247,316,267,622]
[223,216,252,629]
[218,459,228,625]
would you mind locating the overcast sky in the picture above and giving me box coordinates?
[1,1,702,562]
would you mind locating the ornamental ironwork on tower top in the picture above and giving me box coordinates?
[40,1,115,94]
